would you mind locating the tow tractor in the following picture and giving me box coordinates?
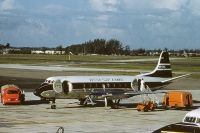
[136,86,160,112]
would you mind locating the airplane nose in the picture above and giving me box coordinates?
[33,88,41,97]
[33,83,53,97]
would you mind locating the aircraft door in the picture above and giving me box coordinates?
[132,79,138,91]
[62,81,69,94]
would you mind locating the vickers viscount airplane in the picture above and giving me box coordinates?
[34,51,189,109]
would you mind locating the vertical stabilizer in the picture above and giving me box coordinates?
[145,51,172,78]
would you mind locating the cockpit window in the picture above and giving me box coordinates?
[46,80,54,84]
[184,117,196,123]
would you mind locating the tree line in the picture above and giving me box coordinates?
[65,39,128,55]
[1,39,200,56]
[0,43,10,50]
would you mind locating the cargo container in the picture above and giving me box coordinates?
[162,91,192,109]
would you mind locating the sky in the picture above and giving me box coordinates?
[0,0,200,49]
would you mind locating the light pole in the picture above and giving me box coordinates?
[68,51,73,61]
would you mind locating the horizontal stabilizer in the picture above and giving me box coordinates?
[161,73,191,83]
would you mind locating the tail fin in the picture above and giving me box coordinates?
[145,51,172,78]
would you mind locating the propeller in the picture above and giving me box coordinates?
[102,84,108,108]
[104,97,108,107]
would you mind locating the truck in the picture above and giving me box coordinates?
[162,91,192,109]
[1,84,25,105]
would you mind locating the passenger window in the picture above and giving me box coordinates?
[196,118,200,123]
[106,83,110,88]
[184,117,196,123]
[96,83,102,88]
[85,83,91,88]
[91,83,96,88]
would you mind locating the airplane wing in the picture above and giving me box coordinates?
[161,73,191,83]
[124,91,166,97]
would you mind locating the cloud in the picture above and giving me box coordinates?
[89,0,119,12]
[24,19,50,36]
[188,0,200,15]
[121,0,188,12]
[42,4,67,15]
[152,0,187,11]
[122,0,153,10]
[0,0,15,11]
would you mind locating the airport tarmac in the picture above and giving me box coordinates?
[0,61,199,133]
[1,90,200,133]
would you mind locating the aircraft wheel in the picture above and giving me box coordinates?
[107,100,114,106]
[79,99,86,105]
[51,104,56,109]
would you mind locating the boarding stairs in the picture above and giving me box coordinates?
[140,85,160,105]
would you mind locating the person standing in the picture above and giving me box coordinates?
[140,78,146,91]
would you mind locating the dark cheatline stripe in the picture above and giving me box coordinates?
[34,84,53,97]
[146,82,170,89]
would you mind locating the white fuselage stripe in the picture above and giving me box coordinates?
[156,69,172,71]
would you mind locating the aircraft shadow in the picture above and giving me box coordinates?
[22,100,50,105]
[59,102,200,111]
[193,100,200,103]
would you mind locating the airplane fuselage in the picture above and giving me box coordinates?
[34,75,171,100]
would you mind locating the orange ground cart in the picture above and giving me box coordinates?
[162,91,192,109]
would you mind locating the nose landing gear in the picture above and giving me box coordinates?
[51,98,56,109]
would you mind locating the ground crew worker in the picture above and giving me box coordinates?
[140,78,146,91]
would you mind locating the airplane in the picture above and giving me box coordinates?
[33,51,190,109]
[153,108,200,132]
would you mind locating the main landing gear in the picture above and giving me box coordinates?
[79,95,95,106]
[110,99,121,109]
[79,97,121,109]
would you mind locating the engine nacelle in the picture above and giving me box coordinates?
[53,80,70,94]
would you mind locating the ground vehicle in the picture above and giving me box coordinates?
[136,101,157,112]
[162,91,192,109]
[1,85,25,105]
